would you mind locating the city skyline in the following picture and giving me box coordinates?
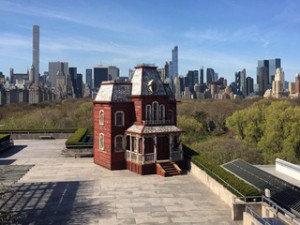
[0,0,300,83]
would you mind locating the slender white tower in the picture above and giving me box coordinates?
[33,25,39,83]
[172,46,178,77]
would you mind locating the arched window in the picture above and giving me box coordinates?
[99,110,104,125]
[159,104,165,121]
[152,101,159,121]
[115,111,124,126]
[114,135,124,152]
[99,133,104,150]
[146,105,151,121]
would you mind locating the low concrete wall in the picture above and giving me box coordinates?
[188,161,247,220]
[10,133,73,140]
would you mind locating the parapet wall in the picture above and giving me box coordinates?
[188,161,258,221]
[9,132,73,140]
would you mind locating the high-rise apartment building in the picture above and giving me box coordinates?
[48,61,69,88]
[171,46,178,77]
[206,68,215,85]
[186,70,199,92]
[296,74,300,94]
[235,69,246,96]
[200,67,204,85]
[272,68,285,98]
[246,77,254,96]
[257,60,270,96]
[85,69,93,88]
[93,66,119,90]
[32,25,39,83]
[257,58,281,92]
[269,58,281,85]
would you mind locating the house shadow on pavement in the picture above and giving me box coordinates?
[0,145,27,158]
[0,181,105,225]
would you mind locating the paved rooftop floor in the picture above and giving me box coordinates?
[0,139,239,225]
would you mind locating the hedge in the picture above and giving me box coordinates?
[65,128,93,148]
[0,134,11,142]
[183,145,260,198]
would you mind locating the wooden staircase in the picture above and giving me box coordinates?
[156,161,182,177]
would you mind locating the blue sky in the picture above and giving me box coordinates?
[0,0,300,83]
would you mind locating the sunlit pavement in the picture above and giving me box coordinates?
[0,139,240,225]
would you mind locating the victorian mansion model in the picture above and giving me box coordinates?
[93,64,183,175]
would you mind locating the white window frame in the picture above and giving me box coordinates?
[146,104,151,121]
[115,111,124,127]
[152,101,159,121]
[159,104,165,120]
[114,135,124,152]
[99,133,104,151]
[99,110,104,125]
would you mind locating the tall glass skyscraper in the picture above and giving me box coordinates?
[171,46,178,78]
[32,25,39,83]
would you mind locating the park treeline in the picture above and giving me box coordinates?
[178,98,300,165]
[226,100,300,164]
[0,97,299,165]
[0,99,93,130]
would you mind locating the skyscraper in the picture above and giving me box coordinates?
[257,58,281,90]
[269,58,281,85]
[200,67,204,85]
[235,69,246,96]
[86,69,93,88]
[93,66,119,90]
[246,77,254,96]
[32,25,39,83]
[206,68,215,85]
[171,46,178,77]
[48,61,69,88]
[257,60,269,96]
[186,70,199,92]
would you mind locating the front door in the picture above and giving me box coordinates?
[156,136,169,160]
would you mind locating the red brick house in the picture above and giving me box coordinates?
[93,64,183,175]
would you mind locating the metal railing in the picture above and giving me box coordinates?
[245,206,272,225]
[143,153,155,163]
[126,151,156,164]
[125,151,142,163]
[143,120,173,125]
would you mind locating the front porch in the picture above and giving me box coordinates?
[125,148,183,164]
[124,124,183,175]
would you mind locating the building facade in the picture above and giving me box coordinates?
[48,61,69,89]
[93,66,119,91]
[93,64,183,175]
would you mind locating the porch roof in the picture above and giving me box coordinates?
[126,124,182,135]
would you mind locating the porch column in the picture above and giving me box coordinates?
[154,135,157,161]
[129,134,132,161]
[142,137,145,164]
[169,135,173,160]
[178,134,183,151]
[135,135,139,163]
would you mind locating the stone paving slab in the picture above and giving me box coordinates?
[0,140,240,224]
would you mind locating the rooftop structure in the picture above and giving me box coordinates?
[93,64,183,175]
